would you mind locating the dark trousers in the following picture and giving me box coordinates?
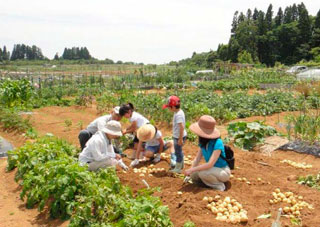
[78,129,121,154]
[78,130,93,151]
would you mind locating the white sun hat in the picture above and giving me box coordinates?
[101,120,122,136]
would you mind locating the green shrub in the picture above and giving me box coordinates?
[227,121,277,150]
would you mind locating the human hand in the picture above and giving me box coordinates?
[118,159,129,171]
[184,168,193,176]
[130,159,139,167]
[115,154,121,160]
[178,138,183,146]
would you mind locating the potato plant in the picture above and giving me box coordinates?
[226,121,277,150]
[7,136,173,226]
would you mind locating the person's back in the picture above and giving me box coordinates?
[86,115,112,134]
[78,106,121,151]
[79,131,114,164]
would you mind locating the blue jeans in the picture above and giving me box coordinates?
[145,142,170,154]
[173,137,186,163]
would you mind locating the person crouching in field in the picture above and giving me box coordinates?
[184,115,230,191]
[79,120,128,171]
[78,106,122,151]
[119,103,150,158]
[130,124,173,167]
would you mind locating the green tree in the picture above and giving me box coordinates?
[237,50,254,64]
[54,53,59,60]
[311,10,320,48]
[275,7,283,27]
[217,44,229,61]
[265,4,273,30]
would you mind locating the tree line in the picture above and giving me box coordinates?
[172,2,320,67]
[0,46,10,61]
[0,45,96,61]
[59,47,91,60]
[218,2,320,66]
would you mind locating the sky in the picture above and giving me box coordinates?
[0,0,319,64]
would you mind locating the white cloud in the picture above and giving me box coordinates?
[0,0,319,63]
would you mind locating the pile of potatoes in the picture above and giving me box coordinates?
[184,155,193,166]
[280,159,312,169]
[203,195,248,224]
[269,188,314,218]
[133,166,166,177]
[160,153,170,160]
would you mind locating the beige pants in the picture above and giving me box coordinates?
[191,166,231,191]
[88,159,117,171]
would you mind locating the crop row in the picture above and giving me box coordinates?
[7,136,172,226]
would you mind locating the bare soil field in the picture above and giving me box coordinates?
[1,105,320,226]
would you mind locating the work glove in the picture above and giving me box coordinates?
[118,159,128,171]
[130,159,139,167]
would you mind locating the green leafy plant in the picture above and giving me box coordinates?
[64,119,73,131]
[285,114,320,144]
[7,136,173,226]
[23,127,38,139]
[298,173,320,191]
[184,221,196,227]
[77,120,83,130]
[0,78,35,108]
[227,121,277,150]
[0,108,32,133]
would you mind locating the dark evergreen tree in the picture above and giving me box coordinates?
[253,8,259,21]
[292,4,298,21]
[246,9,252,21]
[231,11,239,34]
[238,12,245,24]
[265,4,273,30]
[54,53,59,60]
[311,10,320,48]
[283,7,293,24]
[275,7,283,27]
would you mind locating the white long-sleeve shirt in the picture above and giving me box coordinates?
[79,131,116,164]
[86,115,112,134]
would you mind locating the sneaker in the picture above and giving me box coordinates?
[153,154,161,163]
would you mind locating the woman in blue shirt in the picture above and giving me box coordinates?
[184,115,231,191]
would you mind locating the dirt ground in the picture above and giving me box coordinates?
[1,105,320,227]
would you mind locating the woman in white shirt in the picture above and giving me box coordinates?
[119,103,150,159]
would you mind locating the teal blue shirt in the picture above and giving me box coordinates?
[200,139,228,168]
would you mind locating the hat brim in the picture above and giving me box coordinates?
[162,104,169,109]
[102,128,122,137]
[137,126,156,142]
[189,122,220,139]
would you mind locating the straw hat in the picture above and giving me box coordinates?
[189,115,220,139]
[137,124,156,142]
[101,120,122,136]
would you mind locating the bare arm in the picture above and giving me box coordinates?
[185,149,221,175]
[178,123,184,145]
[135,140,143,159]
[124,121,137,134]
[192,150,203,167]
[157,137,164,153]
